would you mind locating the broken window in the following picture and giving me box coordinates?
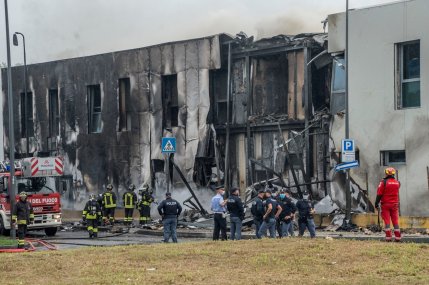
[49,89,60,137]
[87,84,102,133]
[161,75,178,128]
[330,56,345,114]
[118,78,131,132]
[20,92,34,137]
[396,41,420,109]
[210,70,230,124]
[380,150,406,166]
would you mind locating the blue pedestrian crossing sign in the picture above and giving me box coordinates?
[162,137,176,153]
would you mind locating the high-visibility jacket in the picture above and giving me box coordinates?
[82,200,102,220]
[102,191,117,208]
[137,193,154,210]
[12,200,34,225]
[123,191,137,209]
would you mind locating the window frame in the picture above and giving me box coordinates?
[380,150,406,166]
[20,92,34,138]
[48,89,60,137]
[330,56,346,114]
[396,40,421,109]
[87,84,102,134]
[118,78,131,132]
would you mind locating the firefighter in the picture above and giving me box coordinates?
[102,184,117,225]
[375,167,401,242]
[82,194,102,238]
[137,184,154,226]
[123,184,137,226]
[11,192,34,249]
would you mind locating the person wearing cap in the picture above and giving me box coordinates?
[258,189,282,238]
[295,192,316,238]
[102,184,117,225]
[227,188,244,240]
[251,185,265,238]
[211,187,228,241]
[157,192,182,243]
[12,192,34,248]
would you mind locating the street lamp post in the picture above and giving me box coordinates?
[13,32,29,157]
[3,0,17,239]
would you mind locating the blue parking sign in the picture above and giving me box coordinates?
[162,137,176,153]
[342,139,355,152]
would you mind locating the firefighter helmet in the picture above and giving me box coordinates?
[89,193,96,201]
[19,191,27,198]
[128,184,136,191]
[106,184,113,190]
[385,167,396,177]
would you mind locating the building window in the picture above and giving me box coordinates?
[396,41,420,109]
[210,70,230,124]
[161,75,178,128]
[20,92,34,137]
[118,78,131,132]
[330,56,345,114]
[380,150,406,166]
[49,89,60,137]
[87,84,102,133]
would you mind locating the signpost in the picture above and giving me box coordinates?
[161,137,176,193]
[341,139,355,162]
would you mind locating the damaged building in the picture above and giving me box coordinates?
[328,0,429,216]
[2,32,336,209]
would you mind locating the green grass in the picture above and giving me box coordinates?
[1,239,429,284]
[0,235,17,247]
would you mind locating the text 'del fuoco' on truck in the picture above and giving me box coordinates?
[0,157,64,236]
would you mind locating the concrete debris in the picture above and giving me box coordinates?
[314,195,339,214]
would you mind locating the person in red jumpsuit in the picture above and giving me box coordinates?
[375,167,401,242]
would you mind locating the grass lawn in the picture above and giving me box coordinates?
[1,238,428,285]
[0,235,17,247]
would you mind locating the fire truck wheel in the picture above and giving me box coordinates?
[44,227,58,237]
[0,217,10,236]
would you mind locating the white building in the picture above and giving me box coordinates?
[328,0,429,216]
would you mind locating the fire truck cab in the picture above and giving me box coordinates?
[0,157,63,236]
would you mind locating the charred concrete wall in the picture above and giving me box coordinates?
[213,34,331,198]
[2,35,225,205]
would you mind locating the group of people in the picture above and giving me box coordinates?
[210,183,316,241]
[81,183,155,238]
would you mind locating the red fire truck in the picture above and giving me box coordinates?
[0,157,63,236]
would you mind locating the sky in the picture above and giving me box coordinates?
[0,0,399,65]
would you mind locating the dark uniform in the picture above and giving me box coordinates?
[102,185,117,225]
[82,196,102,238]
[137,190,154,225]
[226,189,244,240]
[251,191,265,239]
[157,193,182,243]
[278,194,296,237]
[123,185,137,226]
[258,195,281,238]
[296,196,316,238]
[12,193,34,249]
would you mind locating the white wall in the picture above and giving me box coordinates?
[329,0,429,216]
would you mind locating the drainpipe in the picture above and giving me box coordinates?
[345,0,352,223]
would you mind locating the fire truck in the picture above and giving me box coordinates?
[0,156,63,236]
